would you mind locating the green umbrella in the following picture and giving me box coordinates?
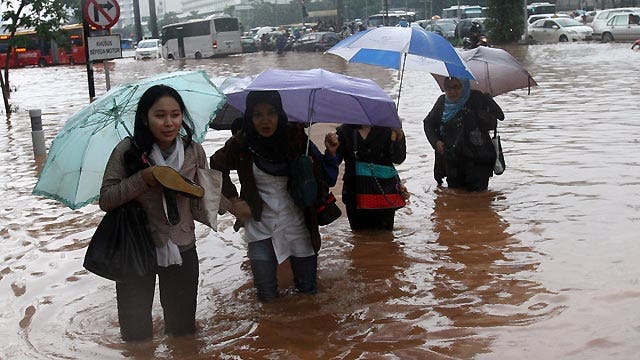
[32,70,226,209]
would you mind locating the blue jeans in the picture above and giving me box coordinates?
[247,238,317,302]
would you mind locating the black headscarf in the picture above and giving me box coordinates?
[243,90,290,175]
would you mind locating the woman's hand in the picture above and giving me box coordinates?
[398,184,411,202]
[435,140,445,155]
[324,132,339,157]
[142,166,158,187]
[229,197,252,221]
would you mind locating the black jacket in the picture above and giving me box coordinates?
[335,125,406,197]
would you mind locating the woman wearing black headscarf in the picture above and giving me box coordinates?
[210,90,337,302]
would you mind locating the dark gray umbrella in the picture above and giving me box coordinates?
[433,47,538,96]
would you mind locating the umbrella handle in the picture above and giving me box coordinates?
[397,53,407,109]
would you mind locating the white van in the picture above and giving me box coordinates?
[590,8,640,38]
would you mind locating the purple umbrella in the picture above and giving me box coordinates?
[225,68,401,129]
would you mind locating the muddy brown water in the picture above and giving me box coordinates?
[1,42,639,359]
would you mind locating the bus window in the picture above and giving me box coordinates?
[527,2,556,16]
[367,11,416,27]
[183,21,210,38]
[162,17,241,59]
[442,5,483,19]
[0,24,87,68]
[213,18,239,32]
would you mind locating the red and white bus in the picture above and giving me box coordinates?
[0,23,87,68]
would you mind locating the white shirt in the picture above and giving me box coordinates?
[244,164,314,264]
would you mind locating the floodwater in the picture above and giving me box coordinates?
[1,42,639,359]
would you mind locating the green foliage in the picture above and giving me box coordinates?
[157,12,181,30]
[0,0,79,114]
[484,0,524,43]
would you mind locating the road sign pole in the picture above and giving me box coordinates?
[81,0,96,101]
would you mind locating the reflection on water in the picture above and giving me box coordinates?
[1,43,640,359]
[429,188,547,358]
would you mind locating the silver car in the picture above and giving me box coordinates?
[601,13,640,42]
[528,18,593,43]
[590,8,640,38]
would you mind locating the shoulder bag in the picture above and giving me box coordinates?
[492,128,506,175]
[353,130,406,210]
[84,201,157,282]
[193,147,225,229]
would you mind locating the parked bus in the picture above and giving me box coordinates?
[367,10,417,27]
[161,16,242,59]
[0,23,86,68]
[527,2,556,16]
[442,5,483,19]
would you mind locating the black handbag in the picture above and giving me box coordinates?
[316,192,342,225]
[83,201,157,282]
[492,128,506,175]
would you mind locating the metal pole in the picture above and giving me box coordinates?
[384,0,389,26]
[523,0,528,42]
[81,0,95,101]
[30,109,46,174]
[29,109,45,157]
[104,60,111,91]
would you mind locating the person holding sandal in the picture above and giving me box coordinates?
[99,84,211,341]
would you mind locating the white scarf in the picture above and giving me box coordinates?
[149,137,185,267]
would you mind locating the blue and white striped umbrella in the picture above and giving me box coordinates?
[327,26,475,80]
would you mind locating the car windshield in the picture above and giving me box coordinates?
[438,23,456,31]
[138,41,157,48]
[555,18,582,27]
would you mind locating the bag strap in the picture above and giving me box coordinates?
[352,127,359,160]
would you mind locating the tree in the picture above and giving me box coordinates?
[485,0,523,43]
[0,0,78,114]
[158,12,181,29]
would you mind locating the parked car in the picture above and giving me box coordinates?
[241,36,258,53]
[528,18,593,43]
[424,20,457,40]
[455,18,487,39]
[576,10,597,24]
[528,13,571,24]
[292,32,340,52]
[134,39,161,60]
[590,8,640,38]
[601,13,640,42]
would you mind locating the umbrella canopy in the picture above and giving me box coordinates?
[209,76,254,131]
[433,47,538,97]
[33,70,226,209]
[224,68,401,129]
[326,26,475,80]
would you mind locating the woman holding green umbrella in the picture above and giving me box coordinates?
[99,85,209,341]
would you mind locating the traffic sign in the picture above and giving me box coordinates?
[87,35,122,61]
[83,0,120,30]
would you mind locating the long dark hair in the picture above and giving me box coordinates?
[132,84,194,154]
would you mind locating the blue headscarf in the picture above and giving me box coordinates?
[441,78,471,123]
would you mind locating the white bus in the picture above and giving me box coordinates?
[442,5,483,19]
[527,2,556,16]
[161,16,242,59]
[367,10,416,27]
